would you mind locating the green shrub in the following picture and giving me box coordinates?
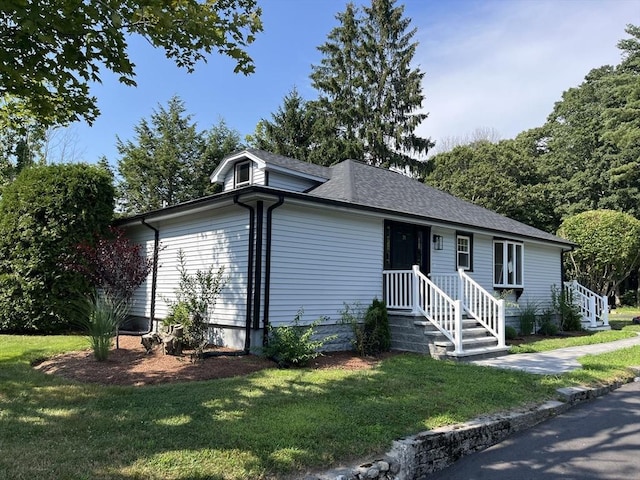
[552,285,583,331]
[620,290,637,307]
[517,300,538,335]
[264,309,333,368]
[363,298,391,355]
[536,308,559,336]
[505,325,518,340]
[340,299,391,356]
[339,302,366,356]
[165,250,227,358]
[0,164,114,333]
[163,301,190,328]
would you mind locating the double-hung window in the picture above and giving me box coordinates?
[456,233,472,271]
[494,240,523,288]
[234,160,251,188]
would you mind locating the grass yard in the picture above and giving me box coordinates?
[509,328,639,354]
[2,334,640,479]
[608,306,640,329]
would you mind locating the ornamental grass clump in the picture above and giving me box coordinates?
[78,294,129,361]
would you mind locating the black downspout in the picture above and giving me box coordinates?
[263,196,285,346]
[141,219,160,334]
[253,201,264,330]
[234,196,255,353]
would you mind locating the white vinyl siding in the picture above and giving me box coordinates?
[222,161,265,190]
[517,242,563,309]
[269,204,383,325]
[267,171,319,192]
[126,207,249,327]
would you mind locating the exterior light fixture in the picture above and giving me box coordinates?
[433,234,443,251]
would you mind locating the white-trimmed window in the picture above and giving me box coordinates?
[456,234,472,270]
[494,240,523,288]
[234,160,251,188]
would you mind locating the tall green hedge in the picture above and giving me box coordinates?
[0,164,114,332]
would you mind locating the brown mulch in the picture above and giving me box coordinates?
[34,335,389,387]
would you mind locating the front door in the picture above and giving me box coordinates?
[384,221,430,274]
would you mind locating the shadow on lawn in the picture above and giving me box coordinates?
[0,352,560,480]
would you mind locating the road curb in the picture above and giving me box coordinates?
[306,372,640,480]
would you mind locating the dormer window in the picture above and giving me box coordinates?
[234,160,251,188]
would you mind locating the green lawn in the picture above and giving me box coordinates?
[509,328,638,354]
[609,306,640,330]
[2,334,640,479]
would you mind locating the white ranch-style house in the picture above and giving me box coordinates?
[118,149,608,359]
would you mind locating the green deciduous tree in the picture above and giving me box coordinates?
[117,96,242,213]
[426,138,558,232]
[536,24,640,223]
[557,210,640,298]
[0,163,114,332]
[0,0,262,126]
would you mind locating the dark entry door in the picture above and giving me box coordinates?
[384,221,430,274]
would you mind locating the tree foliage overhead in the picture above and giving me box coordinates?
[251,0,432,172]
[0,0,262,126]
[117,95,243,214]
[558,210,640,298]
[427,24,640,233]
[246,88,318,164]
[0,163,114,333]
[426,137,558,232]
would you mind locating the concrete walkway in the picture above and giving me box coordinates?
[469,333,640,374]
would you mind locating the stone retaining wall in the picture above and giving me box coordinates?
[303,378,634,480]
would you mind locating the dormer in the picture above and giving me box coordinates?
[210,149,331,193]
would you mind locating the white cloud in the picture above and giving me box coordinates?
[415,0,639,153]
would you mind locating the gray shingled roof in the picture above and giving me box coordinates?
[245,148,331,180]
[308,159,569,245]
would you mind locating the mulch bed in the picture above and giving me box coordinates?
[34,335,389,387]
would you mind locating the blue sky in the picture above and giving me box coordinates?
[59,0,639,166]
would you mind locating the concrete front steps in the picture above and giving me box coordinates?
[389,313,510,361]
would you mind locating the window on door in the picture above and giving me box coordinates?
[494,240,523,288]
[456,233,472,271]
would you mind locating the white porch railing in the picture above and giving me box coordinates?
[384,266,463,354]
[430,269,505,348]
[564,280,609,328]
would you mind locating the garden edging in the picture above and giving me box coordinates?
[304,370,640,480]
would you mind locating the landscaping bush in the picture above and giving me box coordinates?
[165,250,227,358]
[505,325,518,340]
[620,290,638,307]
[552,285,583,331]
[0,164,114,333]
[65,226,152,304]
[517,300,538,335]
[264,309,333,367]
[363,298,391,355]
[537,309,559,336]
[340,299,391,356]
